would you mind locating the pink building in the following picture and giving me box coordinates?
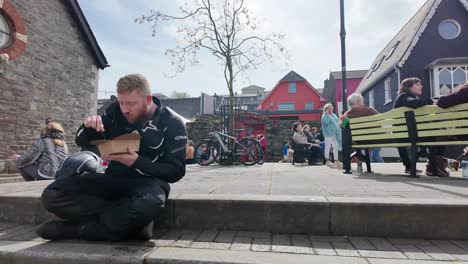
[322,70,367,113]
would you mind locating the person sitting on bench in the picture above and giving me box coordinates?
[36,74,187,242]
[393,78,433,175]
[292,122,322,165]
[427,82,468,176]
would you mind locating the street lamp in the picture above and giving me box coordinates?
[340,0,348,113]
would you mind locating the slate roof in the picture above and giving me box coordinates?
[330,70,368,80]
[356,0,439,93]
[280,70,307,82]
[68,0,109,69]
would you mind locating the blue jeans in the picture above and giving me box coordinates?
[370,148,384,163]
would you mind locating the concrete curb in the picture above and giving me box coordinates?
[1,194,468,239]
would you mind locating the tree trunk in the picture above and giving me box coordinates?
[227,57,235,139]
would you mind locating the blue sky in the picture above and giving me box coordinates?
[79,0,426,99]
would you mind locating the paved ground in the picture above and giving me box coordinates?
[1,222,468,263]
[0,163,467,199]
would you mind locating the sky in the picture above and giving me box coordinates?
[79,0,427,99]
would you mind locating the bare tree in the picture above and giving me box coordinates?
[136,0,287,132]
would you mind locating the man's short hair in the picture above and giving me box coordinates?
[116,74,151,96]
[348,93,364,107]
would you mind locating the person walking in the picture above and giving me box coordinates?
[12,122,69,181]
[321,103,342,168]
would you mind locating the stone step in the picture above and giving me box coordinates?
[0,186,468,239]
[1,223,468,263]
[0,176,23,184]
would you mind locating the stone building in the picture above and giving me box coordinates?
[0,0,108,158]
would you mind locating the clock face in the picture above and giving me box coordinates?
[0,13,11,48]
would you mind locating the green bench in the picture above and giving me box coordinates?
[342,103,468,177]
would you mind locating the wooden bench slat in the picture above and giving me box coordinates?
[349,108,408,124]
[349,103,468,124]
[350,118,407,129]
[413,103,468,115]
[352,141,468,148]
[351,125,408,136]
[353,132,409,141]
[416,111,468,122]
[418,141,468,146]
[417,120,468,130]
[418,128,468,138]
[352,143,411,148]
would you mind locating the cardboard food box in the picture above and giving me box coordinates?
[90,132,141,156]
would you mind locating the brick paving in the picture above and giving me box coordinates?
[2,222,468,261]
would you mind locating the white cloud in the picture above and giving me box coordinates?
[80,0,428,97]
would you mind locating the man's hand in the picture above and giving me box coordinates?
[84,115,105,132]
[315,140,321,144]
[9,152,20,161]
[103,147,138,167]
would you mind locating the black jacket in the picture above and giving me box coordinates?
[75,97,187,191]
[393,92,433,109]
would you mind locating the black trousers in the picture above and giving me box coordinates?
[41,173,168,241]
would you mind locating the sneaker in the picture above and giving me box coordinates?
[405,168,423,174]
[326,161,337,168]
[335,161,343,169]
[433,156,450,177]
[36,220,80,240]
[448,159,460,172]
[136,221,154,241]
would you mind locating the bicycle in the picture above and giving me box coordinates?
[195,129,263,166]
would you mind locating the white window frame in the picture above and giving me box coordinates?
[278,102,295,111]
[369,90,375,108]
[432,64,468,98]
[384,78,392,104]
[288,82,297,94]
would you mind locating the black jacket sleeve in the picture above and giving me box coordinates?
[75,112,111,149]
[394,93,433,109]
[131,116,187,183]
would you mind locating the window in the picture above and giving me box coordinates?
[432,65,468,97]
[438,19,461,40]
[386,41,400,60]
[384,78,392,104]
[305,102,314,110]
[278,103,295,111]
[0,12,12,48]
[369,90,375,108]
[288,82,296,93]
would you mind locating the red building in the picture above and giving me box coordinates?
[322,70,367,114]
[255,71,326,121]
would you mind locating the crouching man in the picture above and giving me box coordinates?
[36,74,187,241]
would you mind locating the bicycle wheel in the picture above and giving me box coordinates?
[195,140,220,166]
[236,138,261,166]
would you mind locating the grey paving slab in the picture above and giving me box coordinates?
[0,163,467,200]
[146,247,369,264]
[332,241,360,257]
[396,245,433,260]
[251,237,272,252]
[312,241,337,256]
[358,249,407,259]
[418,245,458,261]
[230,236,252,251]
[349,237,376,250]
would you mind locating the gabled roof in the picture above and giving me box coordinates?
[257,71,327,108]
[280,70,307,82]
[330,70,368,80]
[356,0,458,93]
[67,0,109,69]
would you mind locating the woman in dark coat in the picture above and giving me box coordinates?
[393,78,433,175]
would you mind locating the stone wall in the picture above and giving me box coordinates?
[187,117,321,162]
[0,0,99,158]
